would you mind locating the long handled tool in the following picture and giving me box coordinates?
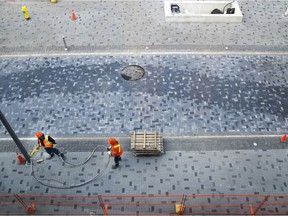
[29,145,44,163]
[29,145,39,157]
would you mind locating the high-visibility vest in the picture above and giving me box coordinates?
[111,144,123,156]
[43,135,53,147]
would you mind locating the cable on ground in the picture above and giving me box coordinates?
[31,145,110,189]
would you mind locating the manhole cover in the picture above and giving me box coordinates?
[121,65,145,81]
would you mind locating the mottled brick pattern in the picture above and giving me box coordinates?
[0,55,287,136]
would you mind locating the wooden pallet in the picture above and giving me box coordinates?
[131,131,164,156]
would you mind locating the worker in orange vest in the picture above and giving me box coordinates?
[107,138,123,169]
[35,131,64,160]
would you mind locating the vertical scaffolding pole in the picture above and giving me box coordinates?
[98,195,108,215]
[180,194,187,214]
[249,204,255,216]
[0,110,31,163]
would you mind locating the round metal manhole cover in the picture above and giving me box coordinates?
[121,65,145,81]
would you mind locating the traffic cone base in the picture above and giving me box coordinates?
[16,152,26,164]
[71,10,77,20]
[26,203,36,214]
[280,134,287,142]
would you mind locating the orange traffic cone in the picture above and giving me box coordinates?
[16,152,26,164]
[280,134,287,142]
[71,10,77,20]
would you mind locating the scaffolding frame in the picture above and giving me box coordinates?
[0,193,287,215]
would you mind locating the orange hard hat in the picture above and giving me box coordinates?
[35,131,44,138]
[107,137,118,145]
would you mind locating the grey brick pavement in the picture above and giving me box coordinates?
[1,149,288,195]
[1,148,288,213]
[0,0,288,213]
[0,0,287,54]
[0,54,287,136]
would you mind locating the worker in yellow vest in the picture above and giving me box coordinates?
[35,132,64,160]
[107,138,123,169]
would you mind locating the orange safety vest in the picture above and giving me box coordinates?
[43,135,54,148]
[110,144,123,157]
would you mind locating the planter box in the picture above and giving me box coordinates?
[165,1,243,23]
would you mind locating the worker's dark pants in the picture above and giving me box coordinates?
[45,147,61,156]
[114,156,121,165]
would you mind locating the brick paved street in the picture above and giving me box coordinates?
[0,0,288,214]
[1,54,288,136]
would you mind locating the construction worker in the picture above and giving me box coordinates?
[107,138,123,169]
[35,132,64,160]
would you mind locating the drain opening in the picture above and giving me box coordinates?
[121,65,145,81]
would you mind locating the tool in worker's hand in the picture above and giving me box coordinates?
[29,145,39,157]
[29,145,45,163]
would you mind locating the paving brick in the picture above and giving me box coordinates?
[0,55,288,136]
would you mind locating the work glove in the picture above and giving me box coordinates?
[107,151,111,156]
[107,147,111,151]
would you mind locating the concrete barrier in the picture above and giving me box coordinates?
[164,1,243,23]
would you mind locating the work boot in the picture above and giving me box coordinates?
[112,164,119,169]
[46,154,54,160]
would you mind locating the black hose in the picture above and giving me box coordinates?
[31,145,110,189]
[60,145,107,167]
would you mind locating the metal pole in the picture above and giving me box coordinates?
[180,194,187,214]
[253,195,270,215]
[62,36,68,51]
[0,110,31,163]
[249,204,255,216]
[98,195,108,215]
[14,194,36,214]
